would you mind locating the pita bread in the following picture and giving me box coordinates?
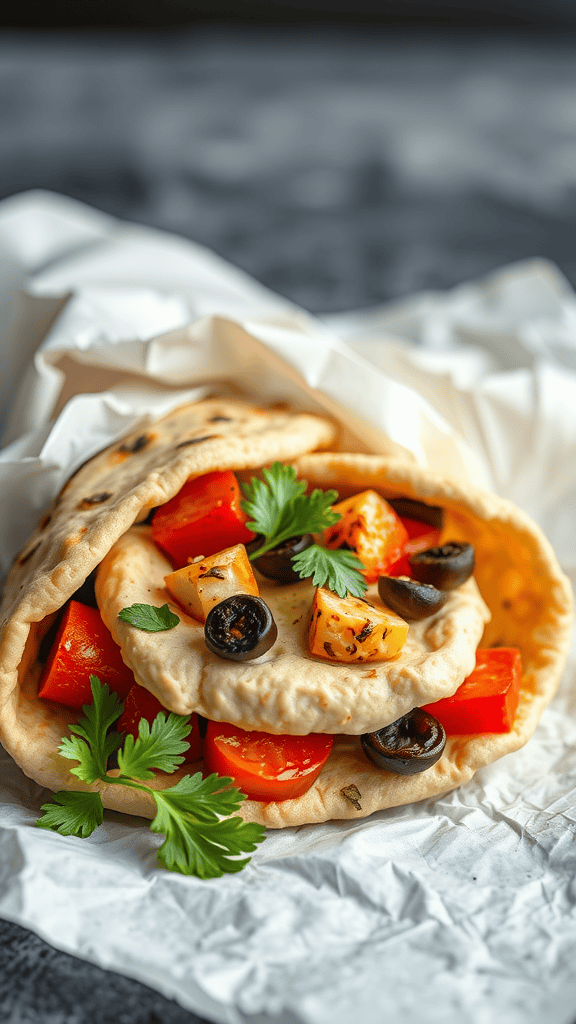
[0,408,572,830]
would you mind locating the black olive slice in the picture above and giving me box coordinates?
[378,575,447,621]
[361,708,446,775]
[387,497,444,530]
[252,534,314,583]
[204,594,278,662]
[409,541,475,590]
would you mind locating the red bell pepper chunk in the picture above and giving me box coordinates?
[117,685,203,762]
[38,600,134,711]
[387,518,441,577]
[151,470,254,568]
[422,647,522,734]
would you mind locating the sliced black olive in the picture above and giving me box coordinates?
[252,534,314,583]
[204,594,278,662]
[361,708,446,775]
[409,541,475,590]
[387,497,444,530]
[378,575,447,621]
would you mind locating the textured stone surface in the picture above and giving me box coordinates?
[0,919,209,1024]
[2,26,576,1024]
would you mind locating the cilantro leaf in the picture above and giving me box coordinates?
[117,712,192,781]
[37,790,104,838]
[118,603,180,632]
[59,732,99,783]
[260,461,307,512]
[37,678,266,878]
[61,676,124,783]
[241,462,305,540]
[292,545,368,599]
[241,463,368,596]
[150,774,266,878]
[302,488,341,533]
[241,462,340,558]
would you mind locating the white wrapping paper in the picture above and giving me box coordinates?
[1,190,575,1024]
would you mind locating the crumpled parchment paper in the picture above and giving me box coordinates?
[1,190,575,1024]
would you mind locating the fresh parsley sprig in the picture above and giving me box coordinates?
[241,462,367,598]
[37,677,265,879]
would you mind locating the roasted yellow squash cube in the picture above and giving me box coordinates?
[308,587,409,662]
[165,544,259,622]
[324,489,408,583]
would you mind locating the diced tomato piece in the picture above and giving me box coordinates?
[324,490,409,584]
[152,471,254,568]
[38,600,134,711]
[400,516,441,542]
[387,519,442,577]
[422,648,522,734]
[117,684,203,762]
[203,720,334,802]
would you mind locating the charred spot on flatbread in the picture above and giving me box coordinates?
[79,492,113,510]
[117,434,155,455]
[18,542,41,566]
[175,435,219,449]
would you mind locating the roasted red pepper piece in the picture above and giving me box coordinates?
[117,684,203,762]
[422,647,522,734]
[203,720,334,802]
[387,518,441,577]
[151,470,254,568]
[38,600,134,711]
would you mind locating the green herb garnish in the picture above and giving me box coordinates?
[37,790,104,838]
[118,603,180,632]
[37,677,265,878]
[292,545,367,600]
[241,462,339,555]
[241,462,367,598]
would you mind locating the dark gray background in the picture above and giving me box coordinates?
[3,28,576,316]
[1,23,576,1024]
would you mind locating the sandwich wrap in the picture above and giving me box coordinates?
[0,399,572,829]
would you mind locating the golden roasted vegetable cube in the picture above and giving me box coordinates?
[165,544,259,622]
[323,489,408,583]
[309,586,408,662]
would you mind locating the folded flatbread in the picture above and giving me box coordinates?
[0,401,572,830]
